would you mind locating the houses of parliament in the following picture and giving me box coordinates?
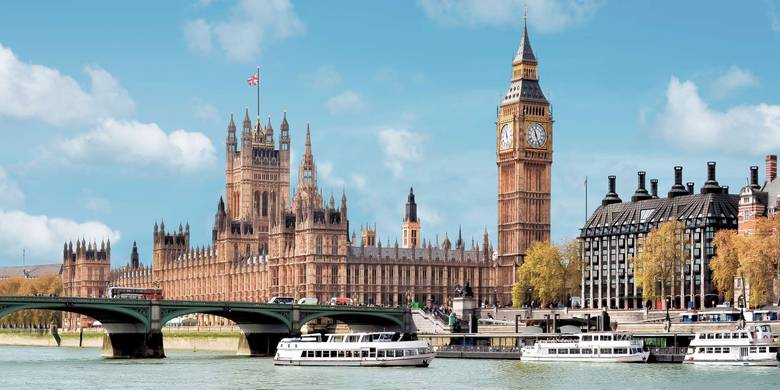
[61,19,553,318]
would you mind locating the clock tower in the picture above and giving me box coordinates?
[495,15,552,305]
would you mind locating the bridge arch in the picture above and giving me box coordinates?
[299,309,406,332]
[0,300,151,331]
[159,306,291,330]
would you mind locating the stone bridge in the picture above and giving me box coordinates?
[0,296,411,358]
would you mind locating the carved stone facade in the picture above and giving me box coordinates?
[495,17,552,304]
[76,112,499,317]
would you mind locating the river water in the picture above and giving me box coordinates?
[1,346,779,389]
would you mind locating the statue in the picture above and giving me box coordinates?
[454,282,474,298]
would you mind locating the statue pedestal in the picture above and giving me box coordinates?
[452,297,478,327]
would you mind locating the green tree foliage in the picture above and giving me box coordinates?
[0,275,63,327]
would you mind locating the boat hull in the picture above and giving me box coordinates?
[273,354,435,367]
[520,353,649,363]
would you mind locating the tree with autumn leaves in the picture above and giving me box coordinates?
[0,275,63,327]
[512,240,581,308]
[711,216,780,307]
[634,221,687,309]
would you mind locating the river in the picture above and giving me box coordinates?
[1,345,778,389]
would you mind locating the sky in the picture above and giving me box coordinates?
[0,0,779,267]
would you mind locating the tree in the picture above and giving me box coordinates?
[739,217,780,307]
[0,275,63,327]
[710,230,742,302]
[635,221,685,308]
[513,240,581,308]
[559,239,582,305]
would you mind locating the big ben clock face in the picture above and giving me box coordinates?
[500,123,513,150]
[526,122,547,148]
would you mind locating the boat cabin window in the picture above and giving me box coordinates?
[740,333,748,339]
[750,347,757,353]
[698,348,705,353]
[715,333,723,339]
[558,349,569,355]
[582,348,593,354]
[614,348,627,354]
[600,335,612,341]
[599,348,612,354]
[769,347,778,353]
[330,335,344,343]
[570,349,581,354]
[347,335,361,343]
[582,335,592,341]
[759,347,767,353]
[548,348,557,354]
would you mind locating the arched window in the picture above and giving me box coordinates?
[233,243,238,261]
[316,235,323,255]
[253,191,260,215]
[271,192,277,217]
[331,236,338,255]
[262,191,269,217]
[246,244,251,257]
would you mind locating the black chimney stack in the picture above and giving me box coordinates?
[631,171,652,202]
[700,161,721,194]
[750,166,761,190]
[687,182,695,194]
[668,166,688,198]
[602,175,622,206]
[650,179,659,198]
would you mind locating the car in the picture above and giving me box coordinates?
[297,297,319,305]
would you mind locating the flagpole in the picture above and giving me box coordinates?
[256,66,260,119]
[585,176,588,223]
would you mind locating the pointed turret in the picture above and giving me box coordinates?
[513,11,536,65]
[404,187,418,222]
[131,241,139,268]
[265,114,274,143]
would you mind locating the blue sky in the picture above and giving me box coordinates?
[1,0,779,266]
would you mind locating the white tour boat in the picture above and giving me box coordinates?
[274,332,435,367]
[683,324,779,366]
[521,333,649,363]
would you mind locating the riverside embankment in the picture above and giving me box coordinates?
[0,327,241,352]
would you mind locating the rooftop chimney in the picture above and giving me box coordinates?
[766,155,777,182]
[631,171,652,202]
[750,166,761,190]
[650,179,659,198]
[700,162,721,194]
[687,182,695,194]
[668,166,688,198]
[601,175,622,206]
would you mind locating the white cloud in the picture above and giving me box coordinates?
[0,209,120,261]
[378,128,424,178]
[654,76,780,154]
[0,44,134,126]
[326,91,367,114]
[711,66,759,99]
[0,167,24,210]
[184,0,305,62]
[58,119,217,170]
[418,0,603,32]
[307,65,342,89]
[183,19,213,55]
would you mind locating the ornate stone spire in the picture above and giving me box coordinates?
[513,8,536,64]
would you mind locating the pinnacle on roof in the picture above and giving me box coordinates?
[228,113,236,132]
[513,10,537,64]
[281,111,289,130]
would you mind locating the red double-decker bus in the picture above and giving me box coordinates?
[108,287,164,300]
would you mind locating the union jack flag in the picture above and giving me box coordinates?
[247,72,259,86]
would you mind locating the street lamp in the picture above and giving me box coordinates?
[664,297,671,332]
[737,294,746,329]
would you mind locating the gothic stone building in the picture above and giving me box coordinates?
[580,163,740,310]
[495,17,553,304]
[63,111,496,323]
[60,21,560,314]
